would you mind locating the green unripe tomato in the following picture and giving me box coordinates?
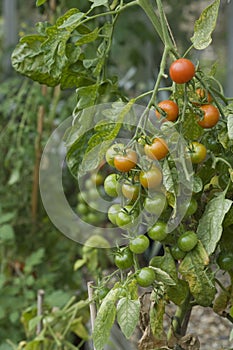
[107,204,121,225]
[183,197,198,218]
[144,192,167,215]
[76,203,88,215]
[115,205,138,228]
[177,231,198,252]
[114,247,134,270]
[129,235,150,254]
[136,267,155,287]
[217,251,233,271]
[148,221,167,241]
[104,173,119,197]
[171,245,186,260]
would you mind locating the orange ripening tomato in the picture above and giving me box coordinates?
[197,104,220,129]
[144,137,168,160]
[114,149,138,172]
[169,58,195,84]
[195,88,213,104]
[155,100,179,122]
[139,166,163,189]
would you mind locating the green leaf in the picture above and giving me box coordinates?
[182,112,204,140]
[75,27,99,46]
[89,0,108,8]
[191,0,220,50]
[150,248,189,305]
[46,290,71,308]
[36,0,48,6]
[227,114,233,140]
[58,12,85,29]
[150,267,176,286]
[93,287,121,350]
[28,315,43,332]
[197,193,232,255]
[71,317,89,340]
[192,175,203,193]
[179,242,216,306]
[0,224,15,242]
[76,84,99,110]
[117,297,140,339]
[74,259,86,271]
[0,212,15,225]
[25,248,45,272]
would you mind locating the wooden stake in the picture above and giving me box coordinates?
[87,281,97,350]
[37,289,45,335]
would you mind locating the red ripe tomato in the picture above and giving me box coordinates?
[139,166,163,189]
[155,100,179,122]
[169,58,195,84]
[144,137,169,160]
[114,149,138,172]
[197,104,220,129]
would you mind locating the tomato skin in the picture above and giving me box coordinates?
[104,173,119,197]
[177,231,198,252]
[189,142,207,164]
[105,143,125,167]
[144,192,167,215]
[107,204,121,225]
[195,88,213,104]
[113,149,137,173]
[217,251,233,271]
[91,173,104,186]
[197,104,220,129]
[144,138,169,160]
[171,245,186,260]
[148,221,167,241]
[183,197,198,218]
[129,235,150,254]
[169,58,195,84]
[139,166,163,189]
[122,182,140,202]
[115,205,138,228]
[114,247,134,270]
[136,267,155,287]
[155,100,179,122]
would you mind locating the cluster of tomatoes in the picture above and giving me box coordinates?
[78,58,227,286]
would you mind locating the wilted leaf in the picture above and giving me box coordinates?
[191,0,220,50]
[197,192,232,255]
[179,242,216,306]
[227,114,233,140]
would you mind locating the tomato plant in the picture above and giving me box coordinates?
[177,231,198,252]
[104,173,119,197]
[155,99,179,121]
[11,0,233,349]
[188,141,207,164]
[148,221,167,241]
[129,235,149,254]
[197,104,220,128]
[114,149,138,172]
[114,247,134,270]
[136,267,155,287]
[144,192,167,215]
[169,58,195,84]
[121,181,140,202]
[139,166,163,189]
[144,137,169,160]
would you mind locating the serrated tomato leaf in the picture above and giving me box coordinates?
[197,192,232,255]
[93,288,121,350]
[117,297,140,339]
[179,241,216,306]
[191,0,220,50]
